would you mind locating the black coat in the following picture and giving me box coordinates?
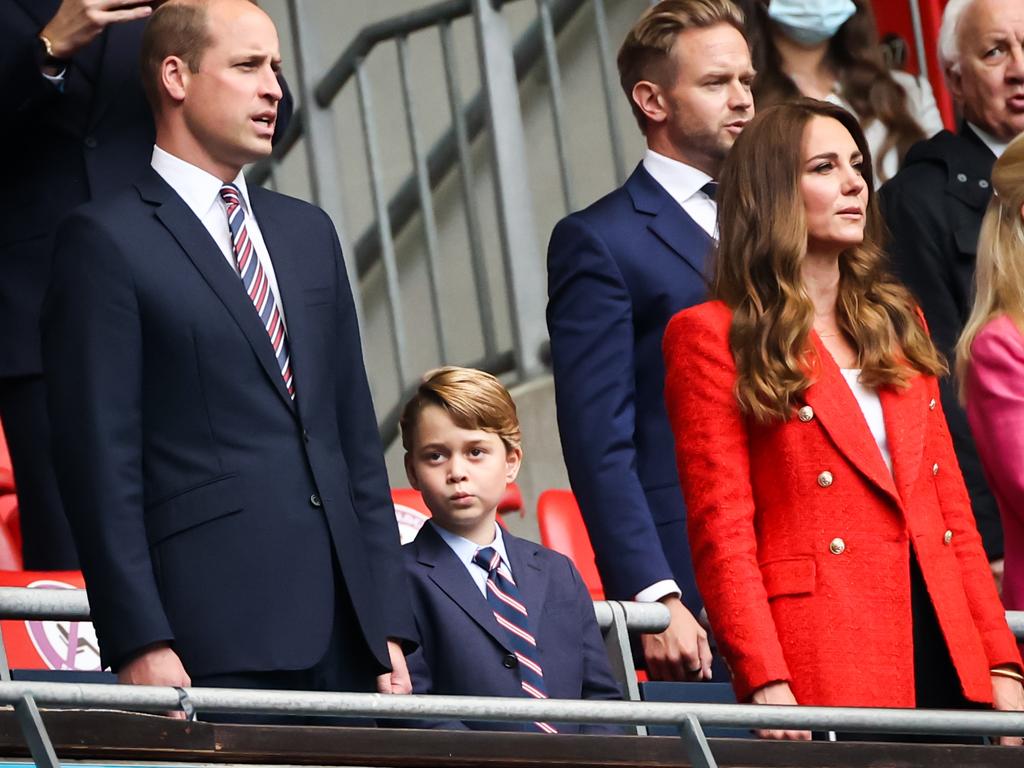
[880,125,1002,558]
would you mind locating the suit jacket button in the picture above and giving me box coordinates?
[797,405,814,422]
[817,471,833,488]
[302,429,311,443]
[310,493,322,508]
[829,537,846,555]
[932,463,939,475]
[928,398,936,410]
[83,136,98,149]
[503,653,518,669]
[944,529,953,545]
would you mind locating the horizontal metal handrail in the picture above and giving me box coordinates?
[0,587,669,633]
[1,680,1023,736]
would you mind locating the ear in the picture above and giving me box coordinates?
[404,453,420,490]
[631,80,668,128]
[945,64,963,104]
[504,445,522,484]
[161,55,191,104]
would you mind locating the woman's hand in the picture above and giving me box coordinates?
[991,672,1024,746]
[750,681,811,740]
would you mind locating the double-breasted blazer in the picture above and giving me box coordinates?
[662,300,1021,707]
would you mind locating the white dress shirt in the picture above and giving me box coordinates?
[150,145,287,328]
[967,122,1011,159]
[841,369,893,475]
[642,149,718,238]
[431,520,515,597]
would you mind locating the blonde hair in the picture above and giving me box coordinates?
[956,133,1024,402]
[713,99,945,422]
[399,367,522,453]
[617,0,746,132]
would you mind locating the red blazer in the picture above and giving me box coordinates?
[663,301,1021,707]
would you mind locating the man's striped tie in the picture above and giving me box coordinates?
[219,184,294,398]
[473,546,557,734]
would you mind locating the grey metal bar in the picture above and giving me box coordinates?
[317,0,473,107]
[4,681,1024,736]
[285,0,362,328]
[1008,610,1024,638]
[679,713,717,768]
[472,0,549,379]
[536,0,575,212]
[397,34,449,362]
[906,0,930,88]
[591,0,626,185]
[15,694,60,768]
[600,601,645,732]
[439,20,496,360]
[356,58,408,386]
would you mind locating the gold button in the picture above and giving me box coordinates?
[797,405,814,422]
[944,530,953,545]
[928,398,936,411]
[829,537,846,555]
[817,471,833,488]
[932,463,939,476]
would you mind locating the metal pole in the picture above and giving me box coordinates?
[471,0,549,380]
[536,0,575,212]
[356,59,409,386]
[397,35,449,362]
[600,601,645,735]
[591,0,626,185]
[15,694,60,768]
[440,20,497,360]
[679,714,717,768]
[906,0,929,87]
[285,0,363,328]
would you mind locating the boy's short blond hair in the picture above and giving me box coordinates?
[400,367,522,453]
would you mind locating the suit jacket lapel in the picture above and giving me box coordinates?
[879,376,928,508]
[802,333,901,506]
[136,170,295,411]
[504,532,549,639]
[625,163,713,281]
[416,525,512,652]
[88,20,144,127]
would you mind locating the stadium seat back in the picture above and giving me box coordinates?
[536,489,605,600]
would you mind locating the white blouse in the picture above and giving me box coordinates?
[840,368,893,474]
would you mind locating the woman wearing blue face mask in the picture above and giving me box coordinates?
[745,0,942,184]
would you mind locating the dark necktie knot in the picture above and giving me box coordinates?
[701,181,718,201]
[474,546,501,573]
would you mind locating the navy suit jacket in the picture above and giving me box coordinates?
[403,523,622,733]
[42,168,413,678]
[546,164,710,613]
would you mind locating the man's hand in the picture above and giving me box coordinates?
[376,639,412,695]
[750,681,811,741]
[117,643,191,719]
[42,0,155,61]
[991,558,1005,597]
[640,595,713,681]
[991,672,1024,746]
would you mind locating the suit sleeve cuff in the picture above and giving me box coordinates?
[634,579,682,603]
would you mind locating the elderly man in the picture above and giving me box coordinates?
[881,0,1024,574]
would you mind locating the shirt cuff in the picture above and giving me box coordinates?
[634,579,681,604]
[42,69,66,91]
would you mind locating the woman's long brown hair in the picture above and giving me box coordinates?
[747,0,925,182]
[712,99,945,423]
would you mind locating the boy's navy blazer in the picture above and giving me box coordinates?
[403,523,622,733]
[547,163,711,613]
[42,168,412,678]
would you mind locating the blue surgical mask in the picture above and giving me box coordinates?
[767,0,857,47]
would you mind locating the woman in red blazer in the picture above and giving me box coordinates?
[663,100,1024,742]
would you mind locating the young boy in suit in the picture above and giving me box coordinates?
[399,366,623,733]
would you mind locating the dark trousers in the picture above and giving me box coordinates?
[191,561,386,725]
[0,375,78,569]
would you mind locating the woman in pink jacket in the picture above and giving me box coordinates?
[958,134,1024,624]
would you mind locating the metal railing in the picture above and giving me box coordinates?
[247,0,641,444]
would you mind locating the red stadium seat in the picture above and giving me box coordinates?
[0,423,13,494]
[391,484,522,544]
[0,571,100,671]
[536,489,605,600]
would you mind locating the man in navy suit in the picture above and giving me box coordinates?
[42,0,412,707]
[546,0,753,681]
[398,367,622,733]
[1,0,291,569]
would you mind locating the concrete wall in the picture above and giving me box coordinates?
[257,0,653,540]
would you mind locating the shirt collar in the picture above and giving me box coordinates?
[642,148,714,207]
[966,122,1011,159]
[430,520,511,573]
[151,145,251,221]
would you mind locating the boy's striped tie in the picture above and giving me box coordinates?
[220,184,294,398]
[473,546,557,734]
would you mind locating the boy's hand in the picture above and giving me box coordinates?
[640,595,713,681]
[376,639,412,695]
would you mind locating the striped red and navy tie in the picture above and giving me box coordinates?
[473,546,557,734]
[219,184,294,398]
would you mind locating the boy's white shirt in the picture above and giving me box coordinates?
[430,519,516,596]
